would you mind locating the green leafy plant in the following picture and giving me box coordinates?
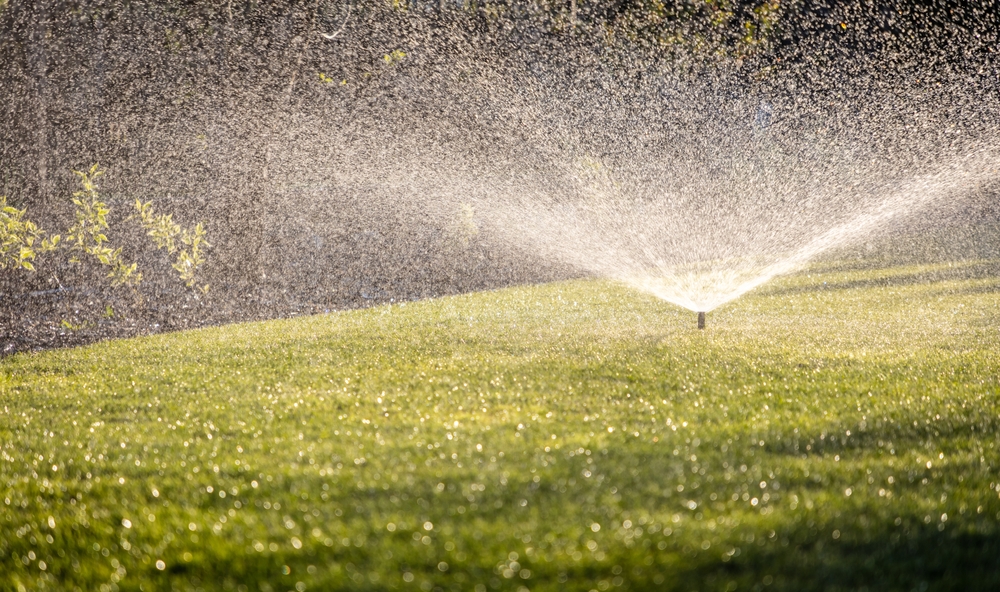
[383,49,406,65]
[739,0,782,53]
[0,196,59,271]
[59,318,94,331]
[610,0,785,59]
[3,164,211,295]
[134,199,211,292]
[65,165,141,286]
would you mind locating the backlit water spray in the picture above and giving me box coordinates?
[3,3,1000,349]
[455,65,1000,329]
[488,147,1000,329]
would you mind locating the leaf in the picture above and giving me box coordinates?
[42,235,61,250]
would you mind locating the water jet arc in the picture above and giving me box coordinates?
[697,312,706,330]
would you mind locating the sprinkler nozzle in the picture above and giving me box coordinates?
[697,311,706,330]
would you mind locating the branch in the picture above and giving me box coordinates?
[320,2,352,40]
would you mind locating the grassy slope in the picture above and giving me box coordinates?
[1,260,999,592]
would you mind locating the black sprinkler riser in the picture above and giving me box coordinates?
[698,312,706,330]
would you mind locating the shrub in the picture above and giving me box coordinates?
[1,164,210,292]
[135,198,211,292]
[0,196,58,271]
[64,165,140,286]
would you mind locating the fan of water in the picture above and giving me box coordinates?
[486,144,1000,314]
[360,55,1000,318]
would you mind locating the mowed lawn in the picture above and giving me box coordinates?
[2,260,999,592]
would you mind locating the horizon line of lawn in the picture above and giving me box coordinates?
[6,256,1000,360]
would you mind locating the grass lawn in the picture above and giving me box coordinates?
[2,259,999,592]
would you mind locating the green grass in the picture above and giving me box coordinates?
[2,259,1000,592]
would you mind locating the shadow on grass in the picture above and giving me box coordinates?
[762,260,1000,298]
[675,524,1000,592]
[927,281,1000,297]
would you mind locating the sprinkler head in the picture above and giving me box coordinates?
[697,311,706,330]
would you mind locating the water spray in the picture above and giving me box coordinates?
[697,312,706,330]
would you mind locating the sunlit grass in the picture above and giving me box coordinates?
[2,260,999,591]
